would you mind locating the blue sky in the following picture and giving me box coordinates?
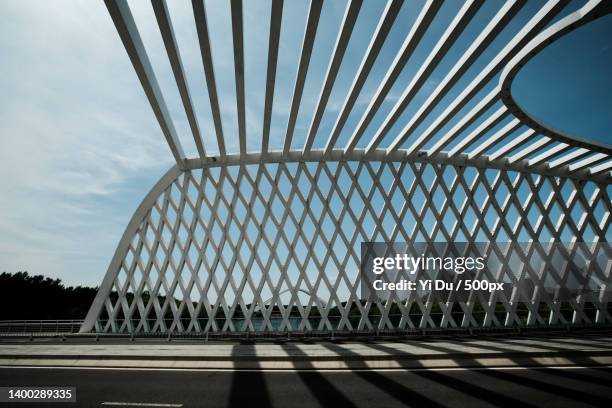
[513,10,612,145]
[0,0,610,287]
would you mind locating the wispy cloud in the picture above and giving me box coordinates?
[0,0,171,286]
[0,0,450,287]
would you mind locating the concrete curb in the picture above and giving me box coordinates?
[1,351,611,370]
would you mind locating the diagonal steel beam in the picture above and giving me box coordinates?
[499,0,612,157]
[231,0,246,156]
[262,0,284,154]
[589,160,612,176]
[394,0,544,155]
[426,87,498,156]
[302,0,363,154]
[548,147,590,169]
[106,0,186,168]
[282,0,324,156]
[363,0,483,155]
[192,0,226,157]
[400,1,527,157]
[468,118,522,160]
[568,152,609,173]
[322,0,404,156]
[447,106,509,158]
[152,0,206,162]
[343,0,443,154]
[508,137,554,164]
[527,143,572,167]
[488,128,536,161]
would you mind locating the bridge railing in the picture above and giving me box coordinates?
[0,320,84,334]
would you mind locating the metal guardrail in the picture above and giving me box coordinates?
[1,317,611,341]
[1,320,611,342]
[0,320,84,334]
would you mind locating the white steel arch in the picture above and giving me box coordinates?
[82,0,612,333]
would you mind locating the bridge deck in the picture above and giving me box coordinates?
[1,333,611,370]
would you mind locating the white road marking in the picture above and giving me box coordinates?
[101,403,183,407]
[1,364,610,373]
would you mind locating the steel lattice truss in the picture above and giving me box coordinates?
[84,161,611,333]
[82,0,612,333]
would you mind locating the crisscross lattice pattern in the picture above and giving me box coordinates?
[87,160,611,333]
[82,0,612,334]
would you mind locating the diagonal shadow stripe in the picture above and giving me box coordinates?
[228,342,273,408]
[320,342,446,408]
[367,341,612,406]
[279,343,357,408]
[359,341,539,408]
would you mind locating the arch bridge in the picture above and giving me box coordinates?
[82,0,612,334]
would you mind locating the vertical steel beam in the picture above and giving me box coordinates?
[262,0,284,154]
[105,0,186,168]
[192,0,227,157]
[152,0,207,162]
[231,0,247,156]
[302,0,363,154]
[322,0,404,156]
[282,0,324,156]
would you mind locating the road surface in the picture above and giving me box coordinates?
[0,365,611,407]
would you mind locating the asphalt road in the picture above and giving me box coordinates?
[0,366,611,408]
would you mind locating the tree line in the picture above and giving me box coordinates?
[0,271,97,320]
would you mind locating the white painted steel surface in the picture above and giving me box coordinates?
[82,0,612,333]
